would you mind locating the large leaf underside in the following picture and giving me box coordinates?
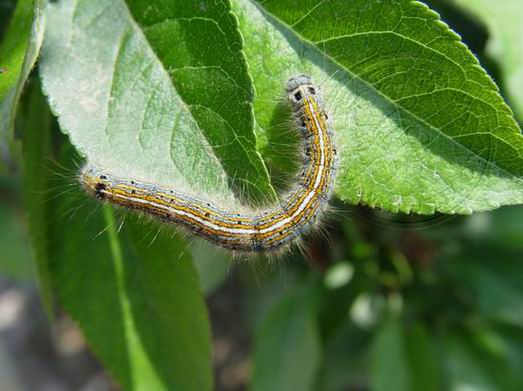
[40,0,274,206]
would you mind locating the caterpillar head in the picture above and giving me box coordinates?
[80,164,113,200]
[286,74,319,107]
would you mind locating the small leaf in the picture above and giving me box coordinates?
[19,81,54,312]
[0,195,33,281]
[234,0,523,214]
[251,276,322,391]
[0,0,45,170]
[40,0,275,204]
[454,0,523,120]
[315,323,372,391]
[0,0,33,98]
[461,205,523,248]
[493,323,523,388]
[445,327,518,391]
[403,322,440,391]
[371,315,410,391]
[440,243,523,327]
[319,260,370,339]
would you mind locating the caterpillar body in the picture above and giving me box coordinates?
[81,75,338,252]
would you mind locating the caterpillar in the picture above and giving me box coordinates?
[80,75,338,252]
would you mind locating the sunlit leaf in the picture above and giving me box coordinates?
[235,0,523,214]
[0,0,45,170]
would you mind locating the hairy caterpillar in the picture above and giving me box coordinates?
[81,75,338,252]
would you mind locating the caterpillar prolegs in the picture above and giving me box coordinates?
[81,75,338,252]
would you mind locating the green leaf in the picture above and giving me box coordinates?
[40,0,523,216]
[121,214,213,391]
[445,326,518,391]
[40,0,275,204]
[462,205,523,249]
[0,194,33,281]
[371,315,441,391]
[0,0,32,98]
[371,315,410,391]
[19,81,54,312]
[234,0,523,214]
[454,0,523,120]
[440,243,523,327]
[493,323,523,388]
[251,276,322,391]
[190,240,231,295]
[315,323,372,391]
[319,260,370,339]
[0,0,45,170]
[44,146,212,390]
[403,322,440,391]
[0,1,17,39]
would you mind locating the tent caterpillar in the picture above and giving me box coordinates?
[81,75,338,252]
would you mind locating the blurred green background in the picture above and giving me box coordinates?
[0,0,522,390]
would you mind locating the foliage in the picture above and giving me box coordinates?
[0,0,44,171]
[1,0,523,390]
[39,0,523,215]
